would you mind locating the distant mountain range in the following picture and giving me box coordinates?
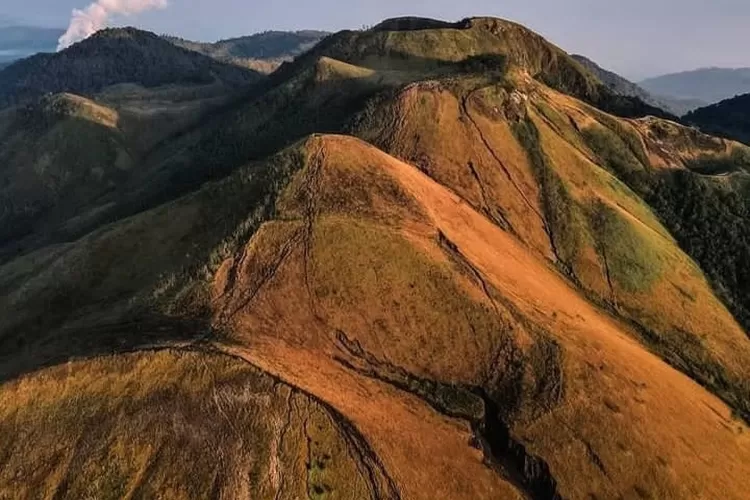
[165,30,330,73]
[0,24,63,64]
[571,55,677,113]
[639,67,750,107]
[572,55,727,116]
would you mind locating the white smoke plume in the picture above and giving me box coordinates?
[57,0,168,51]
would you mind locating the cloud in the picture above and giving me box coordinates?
[57,0,168,51]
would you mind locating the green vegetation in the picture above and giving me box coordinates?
[0,94,133,245]
[582,111,750,331]
[512,117,589,276]
[0,27,259,108]
[587,200,665,293]
[686,93,750,145]
[644,171,750,330]
[582,124,645,176]
[589,108,650,165]
[684,147,750,175]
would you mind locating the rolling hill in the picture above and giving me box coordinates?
[166,30,330,73]
[685,93,750,145]
[0,27,261,108]
[1,16,750,500]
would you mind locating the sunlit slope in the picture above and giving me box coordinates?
[351,77,750,421]
[2,16,750,500]
[0,350,387,499]
[212,135,750,499]
[2,135,749,498]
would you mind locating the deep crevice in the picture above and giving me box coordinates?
[334,330,564,500]
[473,389,564,500]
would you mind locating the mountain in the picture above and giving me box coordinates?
[571,54,703,116]
[639,67,750,107]
[0,24,63,64]
[684,93,750,145]
[2,16,750,500]
[571,54,672,111]
[0,27,261,108]
[166,30,330,73]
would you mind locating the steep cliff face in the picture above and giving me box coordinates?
[2,17,750,500]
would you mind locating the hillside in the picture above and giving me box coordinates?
[640,67,750,106]
[167,30,330,73]
[0,87,239,254]
[685,93,750,145]
[0,27,260,108]
[2,16,750,500]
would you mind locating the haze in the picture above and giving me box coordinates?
[3,0,750,79]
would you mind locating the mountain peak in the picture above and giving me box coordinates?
[86,26,158,42]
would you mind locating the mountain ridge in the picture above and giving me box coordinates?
[165,29,330,73]
[639,66,750,105]
[685,92,750,145]
[1,15,749,500]
[570,54,702,116]
[0,27,261,108]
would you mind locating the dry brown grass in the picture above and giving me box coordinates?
[3,51,750,499]
[0,349,380,499]
[208,135,750,499]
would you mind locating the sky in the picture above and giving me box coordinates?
[3,0,750,80]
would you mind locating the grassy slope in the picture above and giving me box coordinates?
[3,134,749,499]
[0,350,376,499]
[2,16,750,500]
[215,135,750,499]
[0,94,134,244]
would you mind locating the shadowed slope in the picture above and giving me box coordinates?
[0,27,260,108]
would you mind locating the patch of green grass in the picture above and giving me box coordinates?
[582,125,644,177]
[589,109,650,166]
[511,117,590,275]
[685,147,750,175]
[312,217,507,382]
[587,200,665,293]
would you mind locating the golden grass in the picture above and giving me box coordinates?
[208,134,750,499]
[0,350,378,499]
[3,54,750,500]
